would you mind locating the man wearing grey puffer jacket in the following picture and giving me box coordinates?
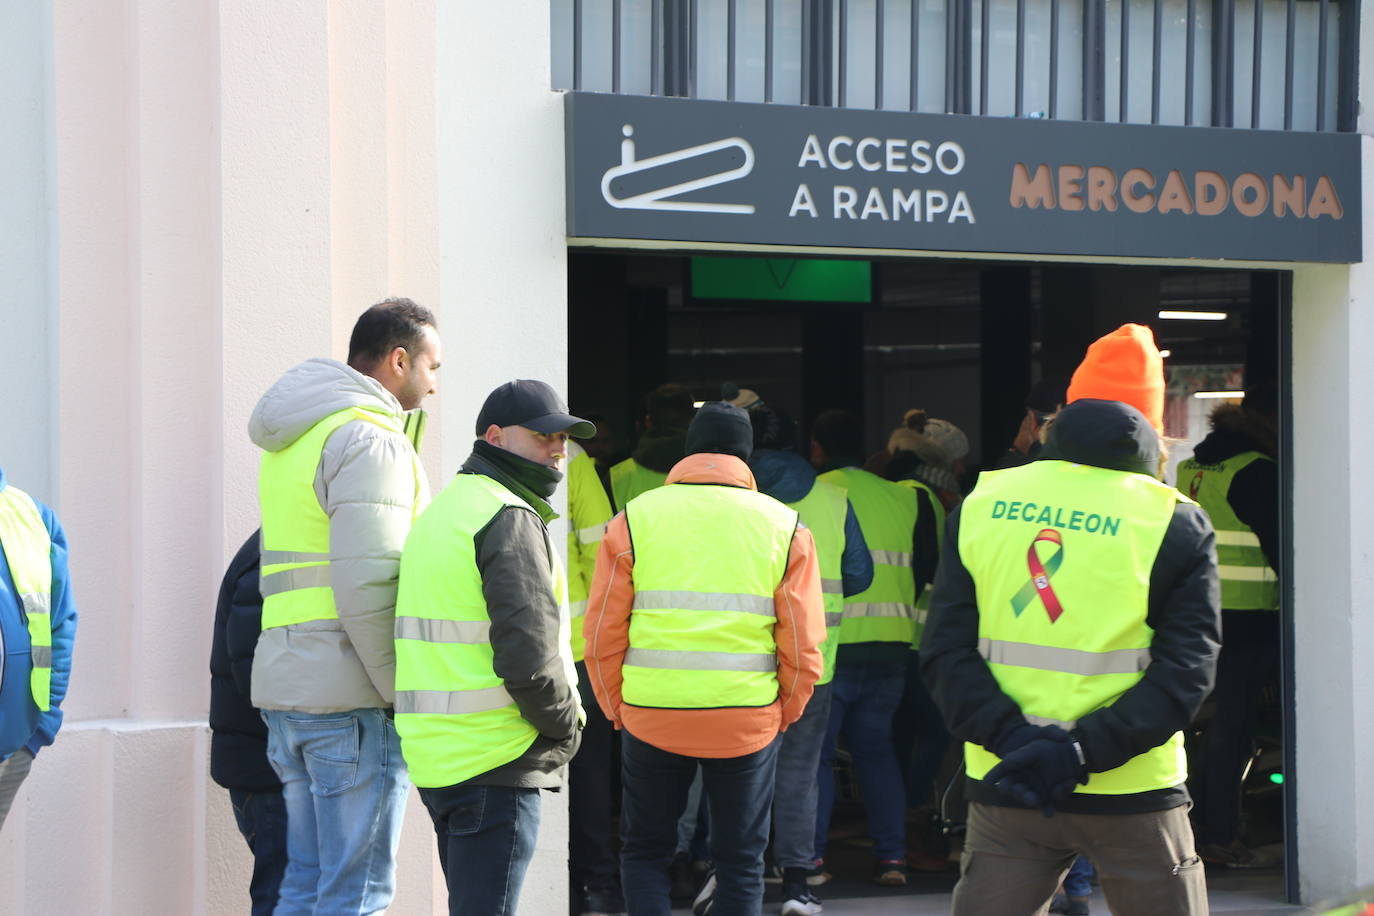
[249,298,440,916]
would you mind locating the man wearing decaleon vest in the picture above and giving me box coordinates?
[394,379,587,916]
[584,401,825,916]
[921,324,1221,915]
[250,299,439,914]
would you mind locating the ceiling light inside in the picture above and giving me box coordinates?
[1159,310,1227,321]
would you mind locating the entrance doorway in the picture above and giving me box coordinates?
[567,248,1291,896]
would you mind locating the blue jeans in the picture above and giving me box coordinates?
[0,748,33,831]
[262,708,409,915]
[815,661,907,862]
[229,788,289,916]
[1064,855,1095,897]
[621,730,780,916]
[419,783,542,916]
[674,767,710,859]
[773,682,832,869]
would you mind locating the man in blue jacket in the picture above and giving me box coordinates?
[0,468,79,830]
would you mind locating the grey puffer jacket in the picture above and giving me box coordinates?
[249,358,430,713]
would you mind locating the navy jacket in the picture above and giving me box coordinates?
[0,468,78,760]
[209,531,280,791]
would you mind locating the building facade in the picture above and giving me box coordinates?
[0,1,1369,913]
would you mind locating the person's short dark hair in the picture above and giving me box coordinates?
[811,409,863,461]
[1026,376,1069,417]
[644,383,696,430]
[750,403,798,452]
[347,298,437,370]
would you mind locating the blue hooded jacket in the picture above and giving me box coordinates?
[0,467,78,759]
[749,449,874,597]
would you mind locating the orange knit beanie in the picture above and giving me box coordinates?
[1066,323,1165,432]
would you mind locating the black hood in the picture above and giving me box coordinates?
[1191,403,1276,463]
[1039,399,1161,477]
[631,427,689,473]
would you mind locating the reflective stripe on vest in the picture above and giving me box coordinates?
[959,461,1190,796]
[819,468,918,647]
[567,445,614,662]
[623,484,796,709]
[624,647,777,672]
[258,406,422,629]
[787,478,848,684]
[978,638,1152,676]
[394,473,580,788]
[1177,452,1278,610]
[0,486,54,711]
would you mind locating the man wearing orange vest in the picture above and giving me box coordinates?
[922,325,1221,915]
[584,402,825,916]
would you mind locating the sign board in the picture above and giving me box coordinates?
[565,92,1361,263]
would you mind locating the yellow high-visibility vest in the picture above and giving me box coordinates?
[394,473,578,788]
[610,458,667,512]
[0,485,53,711]
[959,460,1190,795]
[622,483,797,708]
[897,478,945,647]
[566,445,613,662]
[819,468,918,646]
[787,479,847,685]
[258,407,423,629]
[1177,452,1278,610]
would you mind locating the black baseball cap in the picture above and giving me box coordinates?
[475,380,596,439]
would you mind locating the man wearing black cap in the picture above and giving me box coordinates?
[584,402,826,916]
[394,379,593,916]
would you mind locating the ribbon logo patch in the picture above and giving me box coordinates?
[1188,470,1205,500]
[1011,528,1066,623]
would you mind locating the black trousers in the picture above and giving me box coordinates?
[569,661,620,891]
[1195,614,1280,846]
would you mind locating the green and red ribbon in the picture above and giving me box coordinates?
[1010,528,1065,623]
[1188,470,1205,500]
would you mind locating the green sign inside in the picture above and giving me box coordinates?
[691,257,872,303]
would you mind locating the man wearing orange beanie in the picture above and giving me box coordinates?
[1065,323,1166,433]
[920,323,1221,915]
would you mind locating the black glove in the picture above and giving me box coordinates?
[984,737,1088,817]
[991,721,1073,758]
